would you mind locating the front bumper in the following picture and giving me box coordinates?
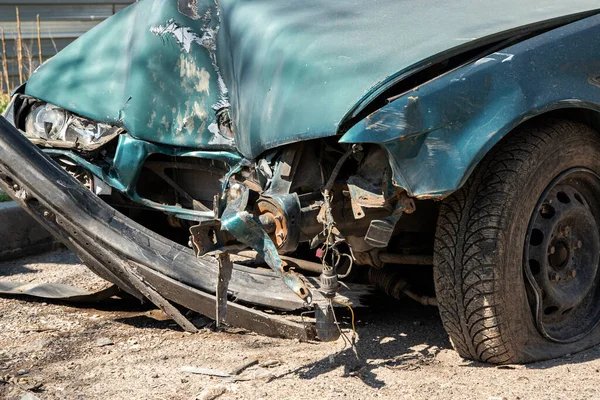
[0,117,326,339]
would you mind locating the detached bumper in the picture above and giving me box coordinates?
[0,117,318,340]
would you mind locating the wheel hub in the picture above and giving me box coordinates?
[525,169,600,342]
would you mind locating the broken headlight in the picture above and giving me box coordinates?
[23,102,121,149]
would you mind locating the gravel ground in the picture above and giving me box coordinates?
[1,249,600,400]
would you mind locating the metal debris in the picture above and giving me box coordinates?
[0,282,119,302]
[215,251,233,328]
[229,359,259,376]
[126,262,198,334]
[259,360,281,368]
[181,359,258,378]
[181,366,231,378]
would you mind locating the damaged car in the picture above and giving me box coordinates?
[3,0,600,364]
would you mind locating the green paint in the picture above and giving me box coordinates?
[26,0,232,152]
[26,0,600,159]
[44,134,241,221]
[22,0,600,209]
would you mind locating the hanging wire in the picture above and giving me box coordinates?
[330,298,360,360]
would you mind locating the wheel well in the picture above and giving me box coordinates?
[396,107,600,259]
[519,107,600,135]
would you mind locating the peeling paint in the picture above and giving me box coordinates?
[150,2,230,113]
[208,122,219,135]
[474,57,496,66]
[177,54,211,95]
[494,52,515,62]
[147,110,157,128]
[178,0,201,20]
[161,115,170,131]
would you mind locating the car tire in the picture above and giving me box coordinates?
[434,118,600,364]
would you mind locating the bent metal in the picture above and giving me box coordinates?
[2,0,600,364]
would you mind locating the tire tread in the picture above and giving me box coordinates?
[432,119,585,363]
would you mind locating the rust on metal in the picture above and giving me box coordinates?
[215,251,233,327]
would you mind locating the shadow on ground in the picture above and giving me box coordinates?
[0,248,81,277]
[291,297,451,388]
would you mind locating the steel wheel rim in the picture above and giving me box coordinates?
[524,168,600,343]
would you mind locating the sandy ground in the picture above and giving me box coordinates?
[1,250,600,400]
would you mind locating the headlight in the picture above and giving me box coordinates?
[25,103,67,140]
[23,101,121,149]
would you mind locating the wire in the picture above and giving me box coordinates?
[332,298,359,360]
[330,299,350,349]
[333,298,357,336]
[336,253,354,280]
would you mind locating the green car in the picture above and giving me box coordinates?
[2,0,600,363]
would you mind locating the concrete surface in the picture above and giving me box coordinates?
[0,201,58,261]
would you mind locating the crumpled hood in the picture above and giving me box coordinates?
[25,0,600,159]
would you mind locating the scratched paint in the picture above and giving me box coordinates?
[150,7,231,112]
[178,0,201,20]
[26,0,600,159]
[341,14,600,198]
[22,0,600,204]
[25,0,232,149]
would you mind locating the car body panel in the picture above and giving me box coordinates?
[25,0,234,151]
[341,14,600,198]
[25,0,600,160]
[9,0,600,343]
[43,134,243,221]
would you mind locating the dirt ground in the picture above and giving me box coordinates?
[1,250,600,400]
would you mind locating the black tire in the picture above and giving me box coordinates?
[434,118,600,364]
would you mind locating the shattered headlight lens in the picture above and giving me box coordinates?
[24,102,120,149]
[25,103,66,140]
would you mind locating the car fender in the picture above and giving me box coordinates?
[340,14,600,199]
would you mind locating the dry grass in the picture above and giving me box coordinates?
[0,8,44,96]
[0,92,9,113]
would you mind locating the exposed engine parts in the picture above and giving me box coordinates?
[180,139,437,342]
[369,268,437,307]
[255,194,301,253]
[34,124,437,337]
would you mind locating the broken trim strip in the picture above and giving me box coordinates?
[0,117,316,339]
[136,262,315,340]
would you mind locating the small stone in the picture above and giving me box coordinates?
[260,360,281,368]
[427,346,440,356]
[129,344,141,352]
[19,394,41,400]
[17,377,43,392]
[196,385,227,400]
[17,369,27,376]
[94,338,114,347]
